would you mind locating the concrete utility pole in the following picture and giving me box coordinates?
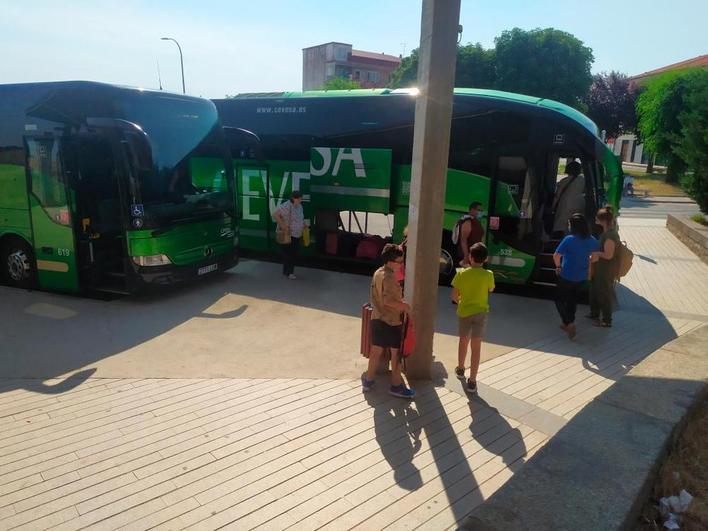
[404,0,461,379]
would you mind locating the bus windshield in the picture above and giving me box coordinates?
[118,93,232,224]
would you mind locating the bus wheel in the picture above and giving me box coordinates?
[2,240,37,289]
[439,248,455,284]
[438,230,456,285]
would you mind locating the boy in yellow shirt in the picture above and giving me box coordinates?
[451,243,495,394]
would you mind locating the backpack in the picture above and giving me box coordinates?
[615,240,634,279]
[451,215,473,245]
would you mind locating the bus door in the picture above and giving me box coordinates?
[486,153,537,284]
[24,136,80,293]
[309,147,392,258]
[235,163,271,252]
[61,132,126,290]
[225,127,271,252]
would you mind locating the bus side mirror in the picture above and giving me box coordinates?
[86,117,154,171]
[122,132,153,172]
[224,127,264,164]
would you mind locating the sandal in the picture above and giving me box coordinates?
[592,320,612,328]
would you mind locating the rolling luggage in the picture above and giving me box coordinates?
[325,232,338,255]
[355,235,385,260]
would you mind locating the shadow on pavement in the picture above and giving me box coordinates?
[365,391,423,491]
[0,256,678,395]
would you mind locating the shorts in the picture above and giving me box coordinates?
[371,319,403,349]
[458,313,488,338]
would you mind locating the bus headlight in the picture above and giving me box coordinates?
[132,254,172,267]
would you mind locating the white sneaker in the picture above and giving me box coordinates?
[288,274,297,280]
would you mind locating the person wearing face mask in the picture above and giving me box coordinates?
[455,201,485,267]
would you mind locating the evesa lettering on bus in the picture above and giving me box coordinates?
[239,169,311,222]
[310,147,367,178]
[239,147,371,222]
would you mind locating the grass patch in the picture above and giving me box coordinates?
[557,164,685,197]
[629,172,685,197]
[638,399,708,530]
[690,214,707,225]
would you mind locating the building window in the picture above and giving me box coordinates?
[367,71,380,83]
[335,46,347,61]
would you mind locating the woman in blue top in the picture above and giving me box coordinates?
[553,213,600,339]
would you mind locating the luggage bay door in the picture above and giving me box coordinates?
[309,147,392,214]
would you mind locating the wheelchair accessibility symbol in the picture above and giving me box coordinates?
[131,204,144,217]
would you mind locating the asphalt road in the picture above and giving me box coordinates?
[620,195,700,219]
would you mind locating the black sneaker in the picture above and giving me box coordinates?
[455,366,465,379]
[466,379,477,394]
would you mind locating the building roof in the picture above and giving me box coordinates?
[350,49,401,64]
[630,54,708,82]
[302,41,350,51]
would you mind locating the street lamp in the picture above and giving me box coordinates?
[160,37,185,94]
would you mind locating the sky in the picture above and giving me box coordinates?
[2,0,706,98]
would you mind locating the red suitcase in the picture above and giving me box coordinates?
[360,303,373,357]
[325,232,338,255]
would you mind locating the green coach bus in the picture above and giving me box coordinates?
[214,88,623,285]
[0,81,240,294]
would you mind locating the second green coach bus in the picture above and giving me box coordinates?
[214,88,623,285]
[0,81,240,294]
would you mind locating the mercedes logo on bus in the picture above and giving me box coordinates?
[204,247,214,257]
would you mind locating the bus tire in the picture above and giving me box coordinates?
[438,230,456,285]
[1,237,37,289]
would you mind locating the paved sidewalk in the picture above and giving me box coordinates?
[1,219,706,530]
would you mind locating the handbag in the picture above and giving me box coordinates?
[302,226,311,247]
[401,316,416,358]
[275,202,292,245]
[275,226,291,245]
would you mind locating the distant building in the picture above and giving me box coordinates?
[611,54,708,165]
[302,42,401,91]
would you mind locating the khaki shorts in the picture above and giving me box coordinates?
[458,313,488,338]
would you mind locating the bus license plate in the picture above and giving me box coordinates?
[198,264,218,276]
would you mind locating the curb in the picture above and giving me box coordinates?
[667,214,708,265]
[459,324,708,531]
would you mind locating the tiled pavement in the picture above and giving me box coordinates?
[1,218,706,530]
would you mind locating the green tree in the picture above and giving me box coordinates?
[675,71,708,211]
[637,70,691,183]
[389,43,495,89]
[320,77,361,90]
[390,48,419,88]
[455,43,496,89]
[494,28,594,107]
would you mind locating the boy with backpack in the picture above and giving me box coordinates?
[451,242,495,394]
